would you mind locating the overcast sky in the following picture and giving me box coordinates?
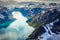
[0,0,60,2]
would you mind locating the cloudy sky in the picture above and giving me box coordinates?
[0,0,60,2]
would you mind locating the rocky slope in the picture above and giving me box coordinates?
[26,4,60,40]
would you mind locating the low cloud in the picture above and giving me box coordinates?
[0,0,60,2]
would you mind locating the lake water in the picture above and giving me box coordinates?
[2,11,35,40]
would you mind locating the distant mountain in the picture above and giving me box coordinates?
[26,4,60,40]
[0,2,60,40]
[0,6,15,29]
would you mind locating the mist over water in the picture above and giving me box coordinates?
[6,11,35,40]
